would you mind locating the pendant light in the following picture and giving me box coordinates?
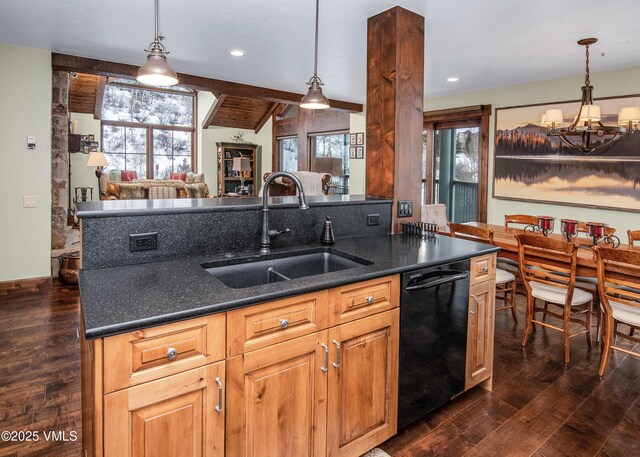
[137,0,178,86]
[300,0,330,110]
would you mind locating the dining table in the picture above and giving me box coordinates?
[451,222,636,278]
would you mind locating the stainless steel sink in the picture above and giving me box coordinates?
[202,248,372,289]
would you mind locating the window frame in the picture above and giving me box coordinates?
[100,83,197,179]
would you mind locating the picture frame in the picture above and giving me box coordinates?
[349,133,357,145]
[356,133,364,145]
[356,146,364,159]
[82,145,90,154]
[80,135,89,142]
[493,93,640,212]
[349,146,356,159]
[88,134,95,141]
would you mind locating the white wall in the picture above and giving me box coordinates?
[0,44,52,281]
[255,117,273,195]
[424,66,640,236]
[69,113,101,201]
[349,112,366,194]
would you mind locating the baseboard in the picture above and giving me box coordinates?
[0,276,52,296]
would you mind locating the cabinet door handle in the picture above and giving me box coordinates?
[320,343,329,372]
[332,340,341,368]
[279,318,289,329]
[215,377,223,413]
[166,347,178,360]
[367,296,375,304]
[470,294,478,314]
[481,266,489,272]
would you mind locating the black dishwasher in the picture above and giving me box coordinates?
[398,260,470,429]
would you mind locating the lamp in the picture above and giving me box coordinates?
[137,0,178,87]
[86,152,109,197]
[300,0,330,110]
[543,38,627,154]
[232,156,252,194]
[618,106,640,131]
[314,157,343,176]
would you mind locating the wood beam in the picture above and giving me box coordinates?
[366,7,425,231]
[52,53,363,112]
[255,102,280,133]
[93,76,106,120]
[278,104,293,118]
[202,95,227,129]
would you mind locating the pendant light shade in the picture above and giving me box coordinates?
[137,0,178,87]
[300,76,330,110]
[301,0,330,110]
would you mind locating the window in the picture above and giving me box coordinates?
[101,82,195,178]
[311,132,350,194]
[277,137,298,172]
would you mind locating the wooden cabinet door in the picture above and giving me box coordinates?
[326,309,399,457]
[225,331,329,457]
[465,279,496,390]
[103,362,225,457]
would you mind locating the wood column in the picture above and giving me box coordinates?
[366,7,424,231]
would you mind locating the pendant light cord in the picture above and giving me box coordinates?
[313,0,319,77]
[154,0,159,40]
[584,43,590,86]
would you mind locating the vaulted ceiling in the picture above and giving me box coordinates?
[10,0,639,104]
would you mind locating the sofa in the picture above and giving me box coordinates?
[101,171,210,200]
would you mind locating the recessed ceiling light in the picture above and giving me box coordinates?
[229,50,245,57]
[446,77,459,82]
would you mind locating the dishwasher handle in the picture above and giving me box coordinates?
[405,271,469,291]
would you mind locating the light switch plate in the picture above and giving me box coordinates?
[27,136,36,149]
[23,195,37,208]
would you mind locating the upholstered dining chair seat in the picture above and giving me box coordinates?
[529,281,592,306]
[609,300,640,326]
[496,268,516,285]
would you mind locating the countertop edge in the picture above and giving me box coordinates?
[81,242,500,340]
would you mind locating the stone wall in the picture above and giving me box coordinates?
[51,71,69,250]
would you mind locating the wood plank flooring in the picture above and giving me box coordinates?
[0,279,638,456]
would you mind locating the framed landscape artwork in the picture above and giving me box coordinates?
[493,94,640,212]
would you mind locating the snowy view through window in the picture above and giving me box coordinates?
[101,83,194,178]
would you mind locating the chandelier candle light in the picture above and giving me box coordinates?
[542,38,640,153]
[560,219,579,242]
[300,0,330,110]
[137,0,178,86]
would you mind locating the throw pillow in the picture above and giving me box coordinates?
[108,170,121,182]
[121,170,138,182]
[185,172,205,183]
[169,172,187,181]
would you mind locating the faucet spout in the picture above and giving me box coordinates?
[260,172,309,254]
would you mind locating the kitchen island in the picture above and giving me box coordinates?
[77,196,499,457]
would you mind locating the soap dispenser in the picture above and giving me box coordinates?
[321,216,335,245]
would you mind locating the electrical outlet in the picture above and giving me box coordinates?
[367,214,380,226]
[397,200,413,218]
[130,233,158,252]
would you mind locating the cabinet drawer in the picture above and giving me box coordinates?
[226,290,329,357]
[470,254,496,284]
[328,275,399,326]
[103,314,225,393]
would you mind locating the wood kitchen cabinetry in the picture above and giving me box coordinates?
[465,253,497,390]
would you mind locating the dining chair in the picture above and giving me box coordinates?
[516,234,592,363]
[628,230,640,247]
[504,214,539,228]
[448,223,518,323]
[594,247,640,376]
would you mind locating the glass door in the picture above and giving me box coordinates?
[433,127,479,223]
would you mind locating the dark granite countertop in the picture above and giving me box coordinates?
[76,195,391,218]
[79,234,500,339]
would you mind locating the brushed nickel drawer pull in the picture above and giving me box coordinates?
[332,340,341,368]
[279,318,289,329]
[367,296,375,304]
[215,377,223,413]
[320,343,329,372]
[166,347,178,360]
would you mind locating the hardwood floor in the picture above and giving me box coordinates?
[0,280,638,456]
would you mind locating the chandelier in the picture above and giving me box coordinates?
[542,38,639,154]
